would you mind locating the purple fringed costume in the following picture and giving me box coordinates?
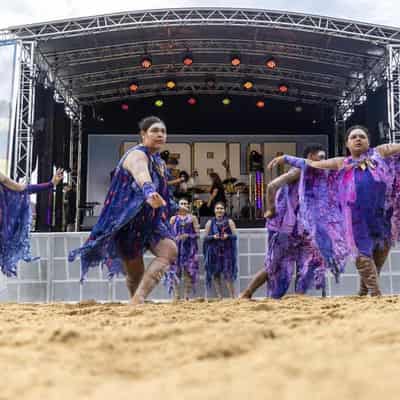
[164,214,199,293]
[0,181,53,276]
[265,176,328,299]
[203,217,237,288]
[69,145,176,280]
[291,148,400,267]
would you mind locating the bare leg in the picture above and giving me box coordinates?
[183,270,192,300]
[239,269,268,299]
[374,242,390,277]
[213,276,223,299]
[122,257,145,297]
[355,255,381,297]
[226,280,235,298]
[131,239,178,305]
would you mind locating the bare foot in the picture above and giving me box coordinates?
[238,291,252,300]
[130,294,145,306]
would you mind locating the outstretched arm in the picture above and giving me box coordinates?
[123,150,166,209]
[0,172,26,192]
[267,155,344,171]
[265,168,300,217]
[376,143,400,158]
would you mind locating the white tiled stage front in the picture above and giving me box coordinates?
[2,230,400,302]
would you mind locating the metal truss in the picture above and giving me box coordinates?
[35,50,80,117]
[72,63,345,99]
[13,41,36,181]
[338,57,387,119]
[387,45,400,143]
[79,79,338,105]
[47,38,374,70]
[7,8,400,44]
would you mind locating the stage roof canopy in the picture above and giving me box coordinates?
[4,8,400,116]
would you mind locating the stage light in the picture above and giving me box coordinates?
[183,53,193,66]
[187,97,197,105]
[129,82,139,92]
[278,83,289,93]
[121,103,129,111]
[166,80,176,89]
[231,55,241,67]
[256,100,265,108]
[295,104,303,113]
[265,57,277,70]
[154,99,164,107]
[222,97,231,106]
[140,56,152,69]
[243,80,254,90]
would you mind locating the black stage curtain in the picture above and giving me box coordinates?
[33,85,71,231]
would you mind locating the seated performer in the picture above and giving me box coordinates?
[0,168,64,276]
[203,202,237,298]
[268,125,400,296]
[69,116,178,305]
[165,197,200,300]
[239,145,329,299]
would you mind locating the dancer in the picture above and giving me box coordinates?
[69,116,177,305]
[203,202,237,298]
[0,168,64,276]
[165,197,200,300]
[239,145,328,299]
[268,125,400,296]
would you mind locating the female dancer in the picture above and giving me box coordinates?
[0,168,64,276]
[203,202,237,298]
[69,116,178,305]
[239,145,330,299]
[268,125,400,296]
[165,197,200,300]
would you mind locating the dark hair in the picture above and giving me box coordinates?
[138,116,164,133]
[214,201,225,209]
[160,150,170,162]
[179,170,190,182]
[344,125,370,142]
[209,172,223,186]
[303,143,324,158]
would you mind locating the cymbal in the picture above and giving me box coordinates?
[222,177,237,184]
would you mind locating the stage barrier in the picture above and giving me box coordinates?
[2,230,400,302]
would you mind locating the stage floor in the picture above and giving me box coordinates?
[1,296,400,399]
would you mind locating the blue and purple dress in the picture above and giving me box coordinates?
[265,176,329,299]
[203,217,237,287]
[0,181,54,277]
[69,145,176,280]
[293,148,400,266]
[165,214,199,293]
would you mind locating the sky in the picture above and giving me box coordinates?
[0,0,399,29]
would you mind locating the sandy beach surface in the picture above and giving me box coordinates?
[1,296,400,400]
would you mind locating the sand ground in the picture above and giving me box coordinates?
[1,296,400,400]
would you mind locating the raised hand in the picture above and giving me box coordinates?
[267,156,285,170]
[51,168,64,185]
